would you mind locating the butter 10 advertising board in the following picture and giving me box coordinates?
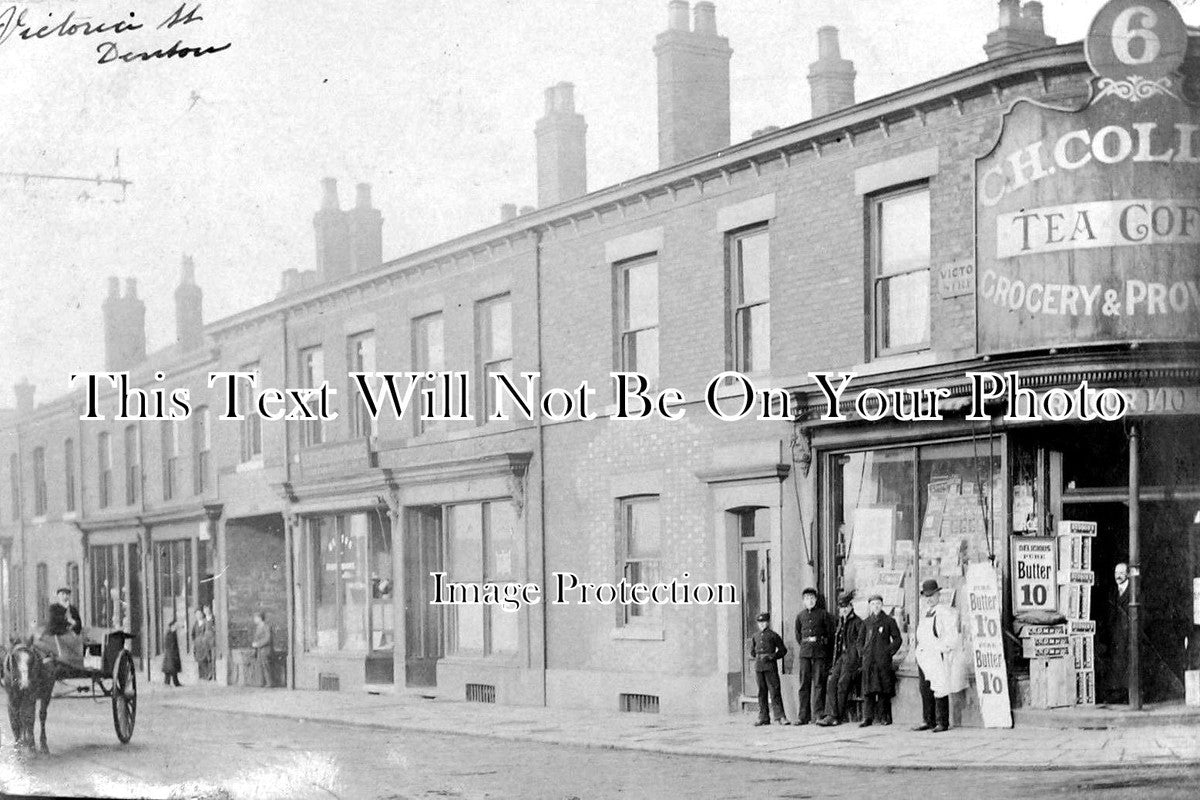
[976,0,1200,353]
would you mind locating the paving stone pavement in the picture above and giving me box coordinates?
[152,682,1200,770]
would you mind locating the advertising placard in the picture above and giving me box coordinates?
[975,0,1200,354]
[966,562,1013,728]
[1012,538,1057,612]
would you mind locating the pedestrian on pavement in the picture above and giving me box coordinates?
[248,611,274,688]
[192,607,214,681]
[162,619,183,687]
[815,589,863,727]
[1100,562,1131,704]
[913,579,963,733]
[749,611,788,726]
[858,593,903,727]
[793,587,833,725]
[204,606,219,673]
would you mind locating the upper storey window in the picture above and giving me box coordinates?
[871,186,930,356]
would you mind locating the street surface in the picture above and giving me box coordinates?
[0,703,1198,799]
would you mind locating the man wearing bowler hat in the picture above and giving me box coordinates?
[815,589,863,726]
[749,611,788,725]
[913,579,961,733]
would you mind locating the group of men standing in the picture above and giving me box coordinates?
[750,579,963,733]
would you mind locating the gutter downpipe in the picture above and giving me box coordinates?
[534,228,548,707]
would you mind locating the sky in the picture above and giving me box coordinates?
[2,0,1199,408]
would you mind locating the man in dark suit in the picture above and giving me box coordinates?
[749,611,788,725]
[815,589,864,726]
[1102,562,1131,703]
[859,593,903,726]
[793,587,833,725]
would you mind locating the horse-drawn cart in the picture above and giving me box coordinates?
[52,630,138,743]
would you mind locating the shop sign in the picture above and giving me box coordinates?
[975,0,1200,354]
[1012,539,1057,612]
[937,259,975,298]
[1068,619,1097,635]
[1023,634,1070,659]
[966,562,1013,728]
[1121,385,1200,416]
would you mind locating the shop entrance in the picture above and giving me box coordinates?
[1063,500,1191,703]
[405,507,444,687]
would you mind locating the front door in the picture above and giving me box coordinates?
[741,542,772,696]
[405,508,443,687]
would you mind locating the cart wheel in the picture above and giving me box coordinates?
[111,650,136,744]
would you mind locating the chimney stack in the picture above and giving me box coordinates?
[13,379,34,417]
[984,0,1055,60]
[535,82,588,207]
[103,276,146,371]
[347,182,383,273]
[808,27,856,118]
[314,177,352,281]
[174,254,204,352]
[500,203,518,222]
[655,1,732,168]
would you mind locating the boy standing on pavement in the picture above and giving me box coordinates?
[815,589,863,727]
[750,611,788,726]
[793,587,833,725]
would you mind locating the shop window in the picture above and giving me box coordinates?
[728,227,770,374]
[66,561,80,607]
[476,295,513,421]
[871,186,930,356]
[618,496,661,626]
[35,562,48,627]
[124,425,139,505]
[412,313,445,436]
[831,440,1002,659]
[7,453,15,521]
[445,500,519,656]
[64,438,76,512]
[31,447,46,516]
[299,347,325,448]
[90,544,126,628]
[616,257,659,387]
[305,511,391,652]
[193,406,210,494]
[347,331,378,440]
[161,422,179,501]
[97,432,112,509]
[155,539,193,654]
[239,362,263,462]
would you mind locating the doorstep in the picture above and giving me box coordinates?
[1014,701,1200,729]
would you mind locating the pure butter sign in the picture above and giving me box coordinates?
[966,562,1013,728]
[976,0,1200,353]
[1012,538,1056,613]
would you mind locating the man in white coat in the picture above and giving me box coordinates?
[912,579,963,733]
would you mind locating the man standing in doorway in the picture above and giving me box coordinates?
[749,611,788,726]
[793,587,832,725]
[1102,562,1131,704]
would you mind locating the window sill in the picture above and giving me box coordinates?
[610,626,664,641]
[235,458,264,474]
[61,512,78,522]
[853,350,938,376]
[31,515,47,525]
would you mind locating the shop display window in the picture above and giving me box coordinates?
[832,440,1003,660]
[305,511,391,652]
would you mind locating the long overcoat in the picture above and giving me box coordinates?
[162,628,183,675]
[858,611,903,694]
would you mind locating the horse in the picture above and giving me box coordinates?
[2,642,56,753]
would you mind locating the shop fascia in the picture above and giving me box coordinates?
[979,120,1199,208]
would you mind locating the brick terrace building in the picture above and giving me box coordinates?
[2,0,1198,723]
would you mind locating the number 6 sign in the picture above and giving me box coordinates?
[1086,0,1188,82]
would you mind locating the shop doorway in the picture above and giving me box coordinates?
[1063,500,1190,703]
[405,507,444,687]
[734,508,772,698]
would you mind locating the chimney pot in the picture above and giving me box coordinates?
[501,203,518,222]
[668,0,690,31]
[1022,1,1045,33]
[519,206,536,216]
[124,277,138,298]
[536,82,588,206]
[355,182,372,209]
[107,276,120,297]
[817,26,842,59]
[321,177,340,210]
[693,1,716,35]
[985,0,1055,59]
[181,254,195,283]
[13,379,35,417]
